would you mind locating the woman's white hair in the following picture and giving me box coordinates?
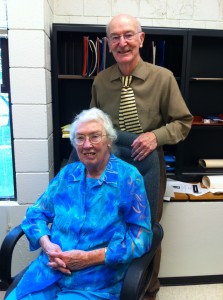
[70,107,117,147]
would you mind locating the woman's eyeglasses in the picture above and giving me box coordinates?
[75,133,107,145]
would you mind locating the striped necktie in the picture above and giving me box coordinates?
[119,76,143,133]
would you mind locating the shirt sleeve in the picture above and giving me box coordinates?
[152,73,193,146]
[21,172,62,251]
[90,78,100,109]
[105,170,153,265]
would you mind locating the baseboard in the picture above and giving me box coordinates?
[160,275,223,286]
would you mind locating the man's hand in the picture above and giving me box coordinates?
[131,132,157,161]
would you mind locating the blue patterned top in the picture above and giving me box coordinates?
[17,154,152,299]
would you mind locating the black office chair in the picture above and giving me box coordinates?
[0,130,163,300]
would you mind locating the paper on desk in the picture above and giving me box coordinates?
[163,182,175,201]
[164,179,209,201]
[202,175,223,193]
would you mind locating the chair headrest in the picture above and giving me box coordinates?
[113,130,160,176]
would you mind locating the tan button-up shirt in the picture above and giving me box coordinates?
[90,59,193,146]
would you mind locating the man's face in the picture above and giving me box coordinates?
[107,15,145,69]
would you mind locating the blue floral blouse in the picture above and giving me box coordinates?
[16,154,152,299]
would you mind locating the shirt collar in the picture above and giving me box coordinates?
[68,154,119,188]
[110,58,147,82]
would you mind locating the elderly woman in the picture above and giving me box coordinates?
[6,108,152,300]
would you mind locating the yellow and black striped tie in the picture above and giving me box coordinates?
[119,76,143,133]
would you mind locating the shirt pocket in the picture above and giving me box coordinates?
[137,107,162,130]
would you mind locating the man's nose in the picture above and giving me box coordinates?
[119,35,127,46]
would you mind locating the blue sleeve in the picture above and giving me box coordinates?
[105,169,153,264]
[21,170,64,251]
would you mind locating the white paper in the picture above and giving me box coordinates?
[163,182,174,201]
[165,179,209,197]
[202,175,223,193]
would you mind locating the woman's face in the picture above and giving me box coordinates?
[75,120,111,177]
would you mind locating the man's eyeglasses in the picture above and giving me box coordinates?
[75,133,107,145]
[109,32,141,44]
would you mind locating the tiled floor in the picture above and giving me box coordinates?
[1,284,223,300]
[0,291,5,300]
[158,284,223,300]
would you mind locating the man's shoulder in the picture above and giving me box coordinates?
[93,64,119,84]
[142,60,173,76]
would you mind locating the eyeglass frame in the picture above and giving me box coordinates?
[108,31,142,44]
[74,132,107,145]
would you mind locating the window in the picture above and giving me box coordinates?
[0,37,15,199]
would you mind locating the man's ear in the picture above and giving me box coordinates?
[139,32,145,48]
[107,37,112,52]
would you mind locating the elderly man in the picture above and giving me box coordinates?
[90,14,193,299]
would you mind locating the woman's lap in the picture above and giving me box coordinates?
[5,283,59,300]
[5,285,115,300]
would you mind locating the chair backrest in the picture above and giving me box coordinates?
[68,130,160,224]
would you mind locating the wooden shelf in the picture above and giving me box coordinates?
[191,77,223,81]
[58,74,95,79]
[192,116,223,126]
[192,122,223,126]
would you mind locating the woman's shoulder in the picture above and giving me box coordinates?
[57,161,83,179]
[111,154,141,176]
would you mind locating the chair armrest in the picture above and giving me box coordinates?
[0,225,24,287]
[120,222,164,300]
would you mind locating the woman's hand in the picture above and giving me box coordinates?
[39,235,71,275]
[54,250,90,271]
[49,248,105,271]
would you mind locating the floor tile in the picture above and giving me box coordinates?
[159,284,223,300]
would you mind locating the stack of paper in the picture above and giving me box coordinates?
[61,124,71,138]
[164,178,209,201]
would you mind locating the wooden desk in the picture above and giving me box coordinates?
[171,184,223,201]
[189,192,223,201]
[171,182,223,201]
[171,192,189,201]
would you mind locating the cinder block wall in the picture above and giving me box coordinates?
[7,0,54,204]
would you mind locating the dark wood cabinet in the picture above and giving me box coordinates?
[51,24,223,180]
[177,29,223,180]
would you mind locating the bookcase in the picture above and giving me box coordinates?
[51,24,223,182]
[177,29,223,181]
